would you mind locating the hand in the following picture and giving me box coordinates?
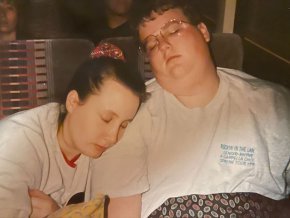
[29,189,60,218]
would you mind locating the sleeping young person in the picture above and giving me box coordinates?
[90,1,290,217]
[0,43,146,218]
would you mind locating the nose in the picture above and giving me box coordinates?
[157,32,171,52]
[104,125,119,146]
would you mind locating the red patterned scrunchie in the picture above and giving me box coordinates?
[90,43,125,61]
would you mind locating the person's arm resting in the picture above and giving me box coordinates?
[108,194,141,218]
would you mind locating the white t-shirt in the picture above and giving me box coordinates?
[0,103,91,217]
[90,68,290,218]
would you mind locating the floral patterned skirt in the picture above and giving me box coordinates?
[148,193,290,218]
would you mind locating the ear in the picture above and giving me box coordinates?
[197,22,210,42]
[66,90,80,113]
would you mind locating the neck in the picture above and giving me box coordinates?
[0,31,16,41]
[57,120,79,161]
[175,72,220,108]
[106,12,128,29]
[166,63,219,108]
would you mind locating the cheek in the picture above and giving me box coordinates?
[7,12,17,25]
[71,111,96,139]
[81,117,103,139]
[183,32,209,56]
[149,54,165,76]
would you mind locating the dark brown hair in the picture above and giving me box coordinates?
[59,57,146,124]
[130,0,202,42]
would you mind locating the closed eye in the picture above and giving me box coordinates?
[166,25,181,36]
[101,117,112,123]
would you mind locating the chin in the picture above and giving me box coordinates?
[90,152,104,159]
[168,66,188,79]
[82,149,103,159]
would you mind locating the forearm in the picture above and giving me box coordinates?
[107,194,141,218]
[0,177,32,218]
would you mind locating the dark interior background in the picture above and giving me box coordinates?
[15,0,290,89]
[199,0,290,88]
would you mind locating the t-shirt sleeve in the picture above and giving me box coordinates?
[271,86,290,197]
[286,162,290,196]
[0,121,43,217]
[279,87,290,196]
[89,105,150,198]
[276,86,290,197]
[284,115,290,195]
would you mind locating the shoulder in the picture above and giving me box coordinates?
[0,103,60,149]
[1,103,60,126]
[218,67,290,104]
[116,80,163,137]
[145,78,161,93]
[145,78,165,105]
[129,78,165,119]
[218,68,290,125]
[0,103,60,176]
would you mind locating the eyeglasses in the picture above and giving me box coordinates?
[139,19,191,55]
